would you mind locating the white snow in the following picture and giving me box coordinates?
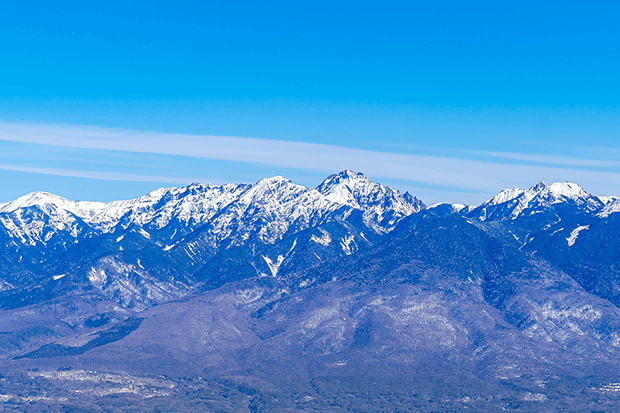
[0,279,14,291]
[567,225,589,246]
[451,204,470,212]
[340,234,357,255]
[600,196,620,205]
[598,199,620,218]
[88,268,108,289]
[548,182,589,199]
[0,171,429,251]
[478,181,603,221]
[262,255,284,277]
[316,170,424,232]
[311,228,332,246]
[487,187,525,206]
[428,203,472,214]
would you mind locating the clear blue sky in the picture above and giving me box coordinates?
[1,1,619,204]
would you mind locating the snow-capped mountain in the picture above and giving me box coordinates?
[4,173,620,411]
[1,173,619,312]
[0,171,423,249]
[0,171,424,309]
[468,180,604,222]
[316,170,424,233]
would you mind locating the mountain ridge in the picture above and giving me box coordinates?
[3,171,620,411]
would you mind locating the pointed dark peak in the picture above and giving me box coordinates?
[403,191,426,209]
[530,181,549,192]
[338,169,366,179]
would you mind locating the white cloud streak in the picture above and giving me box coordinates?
[1,121,619,197]
[0,164,218,185]
[470,150,620,167]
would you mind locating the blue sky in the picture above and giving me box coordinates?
[1,1,619,204]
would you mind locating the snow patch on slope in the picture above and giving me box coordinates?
[567,225,589,246]
[311,228,332,246]
[262,255,285,277]
[340,234,357,255]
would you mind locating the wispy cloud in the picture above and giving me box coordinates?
[0,164,219,185]
[470,150,620,168]
[1,121,619,198]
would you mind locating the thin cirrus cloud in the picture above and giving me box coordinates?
[471,150,620,168]
[0,164,214,185]
[1,121,619,198]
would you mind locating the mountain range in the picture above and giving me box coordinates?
[2,170,620,412]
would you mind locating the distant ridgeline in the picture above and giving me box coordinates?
[2,170,620,411]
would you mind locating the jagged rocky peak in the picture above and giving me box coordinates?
[315,170,425,232]
[316,169,368,188]
[530,180,548,192]
[403,191,424,207]
[316,170,425,211]
[316,170,372,207]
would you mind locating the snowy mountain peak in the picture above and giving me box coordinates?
[0,191,73,214]
[514,181,591,203]
[531,182,602,213]
[316,171,378,207]
[316,170,424,232]
[316,170,369,192]
[473,180,603,222]
[546,181,589,200]
[487,187,525,206]
[0,191,107,218]
[484,181,593,208]
[0,172,428,246]
[257,176,291,185]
